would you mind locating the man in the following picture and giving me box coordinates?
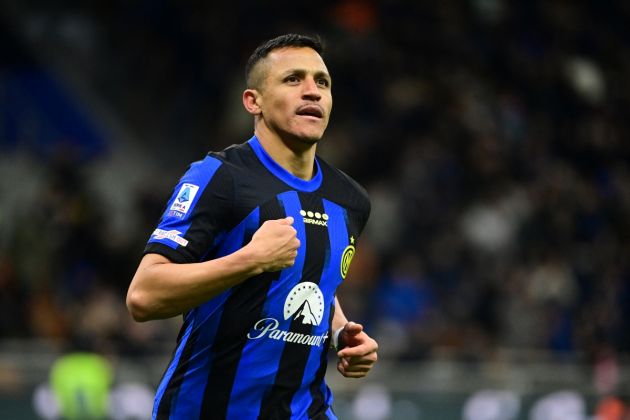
[49,352,112,419]
[127,33,378,419]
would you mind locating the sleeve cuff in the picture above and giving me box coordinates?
[332,324,347,351]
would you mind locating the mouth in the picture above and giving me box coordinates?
[296,105,324,119]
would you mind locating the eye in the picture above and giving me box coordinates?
[316,78,330,88]
[285,75,300,84]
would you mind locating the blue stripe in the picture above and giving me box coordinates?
[290,199,349,416]
[153,319,194,419]
[263,192,308,316]
[225,191,306,418]
[169,308,223,419]
[149,155,223,249]
[166,208,259,419]
[248,136,322,192]
[321,380,335,416]
[318,199,349,299]
[216,207,260,260]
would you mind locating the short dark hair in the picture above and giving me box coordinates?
[245,34,324,88]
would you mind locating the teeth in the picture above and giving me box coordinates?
[299,111,321,117]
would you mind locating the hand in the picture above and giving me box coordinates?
[247,217,300,272]
[336,322,378,378]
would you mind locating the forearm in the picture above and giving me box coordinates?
[332,296,349,332]
[127,248,263,321]
[128,217,299,322]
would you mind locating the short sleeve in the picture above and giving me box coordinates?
[143,155,234,263]
[357,197,371,236]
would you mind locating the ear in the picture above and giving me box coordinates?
[243,89,262,115]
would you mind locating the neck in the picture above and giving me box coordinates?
[254,126,318,181]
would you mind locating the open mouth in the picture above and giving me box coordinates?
[296,105,324,119]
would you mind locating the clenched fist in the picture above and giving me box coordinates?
[246,217,300,272]
[336,322,378,378]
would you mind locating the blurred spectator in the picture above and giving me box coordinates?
[372,253,439,358]
[595,395,630,420]
[529,390,587,420]
[49,352,113,419]
[351,383,392,420]
[462,389,520,420]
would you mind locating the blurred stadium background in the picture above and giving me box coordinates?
[1,0,630,419]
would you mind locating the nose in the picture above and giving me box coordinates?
[302,77,321,101]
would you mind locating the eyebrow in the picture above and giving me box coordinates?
[280,68,331,80]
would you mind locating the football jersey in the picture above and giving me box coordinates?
[144,136,370,419]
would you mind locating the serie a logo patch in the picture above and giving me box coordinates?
[169,183,199,216]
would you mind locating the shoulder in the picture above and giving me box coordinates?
[317,156,370,214]
[182,141,257,186]
[183,154,226,183]
[208,142,255,168]
[172,153,235,204]
[169,146,249,213]
[317,157,371,235]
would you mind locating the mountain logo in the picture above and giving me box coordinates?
[247,282,328,346]
[284,282,324,326]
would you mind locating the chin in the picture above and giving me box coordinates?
[298,135,322,145]
[292,136,322,147]
[286,130,324,145]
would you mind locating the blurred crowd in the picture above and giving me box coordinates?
[1,0,630,381]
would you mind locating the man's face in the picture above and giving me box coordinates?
[255,47,332,144]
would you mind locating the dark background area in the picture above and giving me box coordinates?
[1,0,630,400]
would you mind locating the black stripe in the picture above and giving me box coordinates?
[156,316,200,419]
[259,194,329,419]
[199,198,285,418]
[307,303,335,418]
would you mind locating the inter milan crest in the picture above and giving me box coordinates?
[340,236,356,279]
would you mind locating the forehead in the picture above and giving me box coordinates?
[264,47,329,77]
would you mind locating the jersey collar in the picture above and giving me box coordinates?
[248,135,322,192]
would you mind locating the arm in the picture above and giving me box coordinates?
[126,217,299,321]
[332,296,349,332]
[333,297,378,378]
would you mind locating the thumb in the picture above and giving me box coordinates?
[279,216,294,225]
[343,322,363,336]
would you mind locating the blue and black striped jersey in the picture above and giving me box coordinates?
[144,136,370,420]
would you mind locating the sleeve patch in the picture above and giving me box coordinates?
[151,229,189,247]
[168,183,200,217]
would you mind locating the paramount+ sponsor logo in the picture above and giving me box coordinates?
[247,282,328,347]
[247,318,329,347]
